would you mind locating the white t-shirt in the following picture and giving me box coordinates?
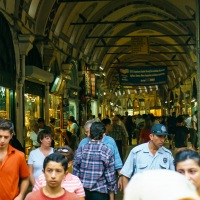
[28,147,54,181]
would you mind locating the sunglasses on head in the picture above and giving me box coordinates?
[54,148,69,153]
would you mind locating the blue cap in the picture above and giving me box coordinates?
[151,124,168,135]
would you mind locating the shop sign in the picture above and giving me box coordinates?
[118,66,167,86]
[85,71,91,96]
[131,36,149,54]
[91,74,96,97]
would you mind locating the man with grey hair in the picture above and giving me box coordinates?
[78,119,123,191]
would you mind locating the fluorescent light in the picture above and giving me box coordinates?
[99,66,103,70]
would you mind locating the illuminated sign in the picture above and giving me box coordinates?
[119,66,167,86]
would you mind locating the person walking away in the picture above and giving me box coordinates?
[172,115,190,153]
[73,122,116,200]
[125,116,134,146]
[109,116,127,161]
[0,119,30,200]
[79,119,123,192]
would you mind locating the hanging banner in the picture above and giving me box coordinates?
[119,66,167,86]
[85,70,91,95]
[91,74,96,97]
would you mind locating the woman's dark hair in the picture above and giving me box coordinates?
[174,149,200,169]
[43,153,68,171]
[37,129,53,144]
[90,122,106,140]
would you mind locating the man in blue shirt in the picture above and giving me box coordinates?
[121,123,175,189]
[78,119,123,191]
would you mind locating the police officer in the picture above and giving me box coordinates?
[120,124,175,189]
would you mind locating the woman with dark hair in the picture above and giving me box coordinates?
[174,149,200,196]
[28,129,54,186]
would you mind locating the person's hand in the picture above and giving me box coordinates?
[14,194,24,200]
[118,176,123,191]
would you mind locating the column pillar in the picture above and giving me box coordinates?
[45,83,50,125]
[17,35,34,146]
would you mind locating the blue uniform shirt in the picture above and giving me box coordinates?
[120,142,175,178]
[79,135,123,170]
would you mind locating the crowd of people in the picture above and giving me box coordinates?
[0,110,200,200]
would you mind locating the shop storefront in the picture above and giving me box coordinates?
[24,80,44,155]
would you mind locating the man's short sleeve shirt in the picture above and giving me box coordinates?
[120,142,175,178]
[0,145,30,199]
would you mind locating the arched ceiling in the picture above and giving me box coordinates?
[2,0,197,99]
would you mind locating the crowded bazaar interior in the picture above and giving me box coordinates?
[1,1,200,200]
[0,0,199,157]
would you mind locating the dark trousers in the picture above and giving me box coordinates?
[116,140,123,161]
[128,132,132,145]
[85,189,109,200]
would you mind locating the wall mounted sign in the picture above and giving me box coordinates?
[118,66,167,86]
[131,36,149,54]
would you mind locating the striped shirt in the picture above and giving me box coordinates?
[73,141,117,194]
[33,173,85,197]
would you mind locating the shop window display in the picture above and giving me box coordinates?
[24,94,40,156]
[49,94,62,147]
[0,86,10,119]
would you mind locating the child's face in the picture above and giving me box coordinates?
[43,161,67,188]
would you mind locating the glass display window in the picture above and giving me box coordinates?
[49,94,62,126]
[24,93,40,155]
[0,86,10,119]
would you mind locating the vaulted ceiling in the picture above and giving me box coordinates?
[2,0,197,99]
